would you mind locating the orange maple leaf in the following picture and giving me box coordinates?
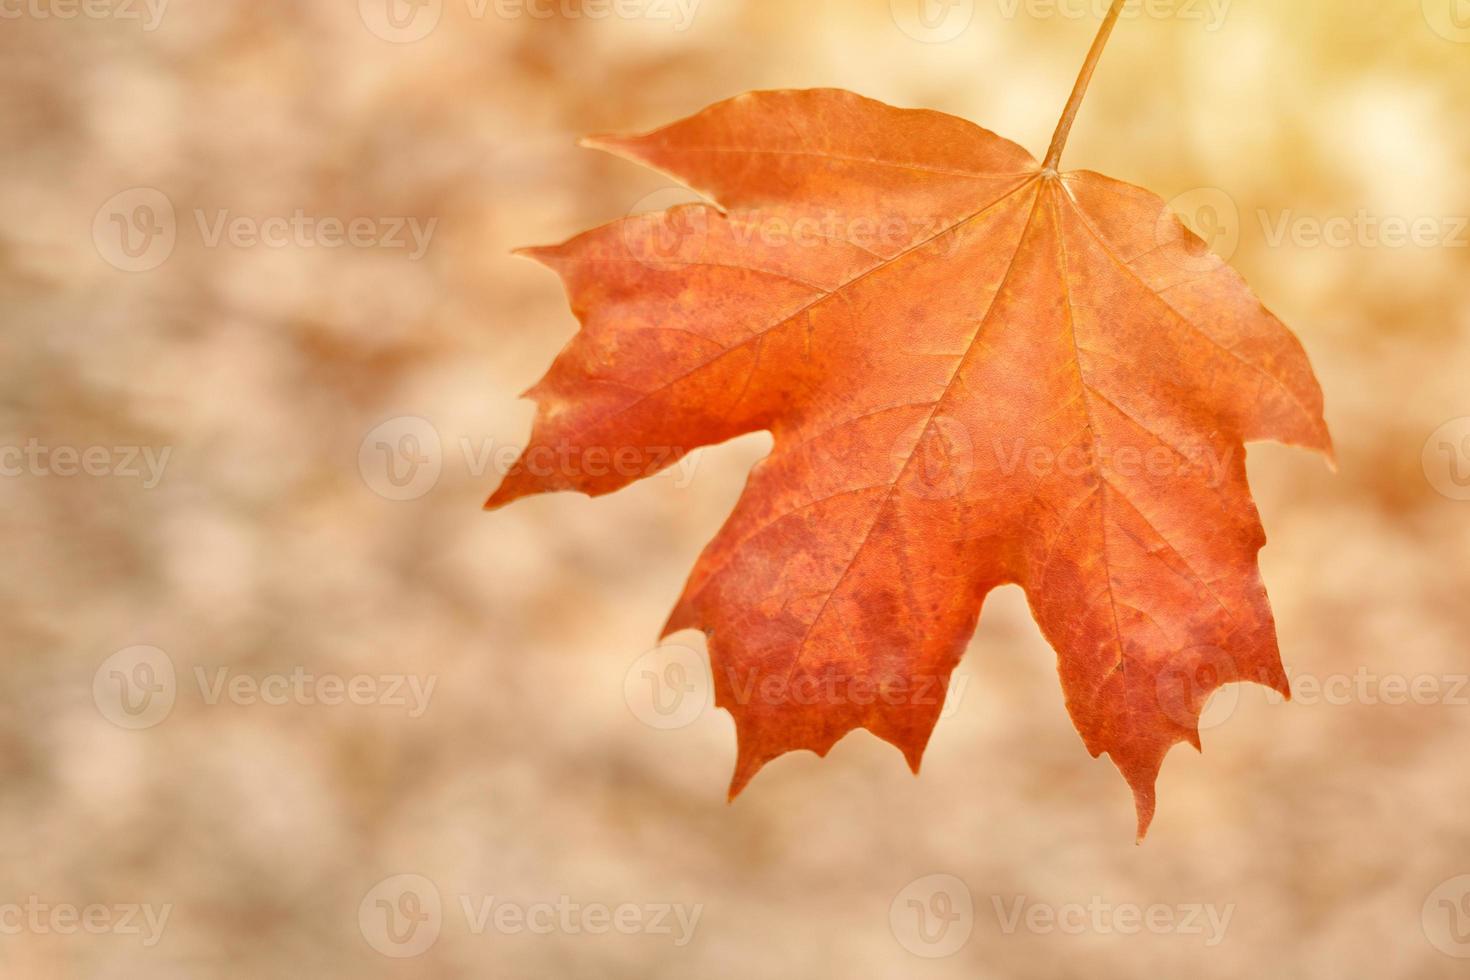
[490,5,1331,838]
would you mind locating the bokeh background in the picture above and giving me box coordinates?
[2,0,1469,976]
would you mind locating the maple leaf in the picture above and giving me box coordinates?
[490,5,1331,837]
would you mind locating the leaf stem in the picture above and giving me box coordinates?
[1041,0,1127,172]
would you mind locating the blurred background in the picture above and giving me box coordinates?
[1,0,1468,976]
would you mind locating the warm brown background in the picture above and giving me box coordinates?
[2,0,1468,976]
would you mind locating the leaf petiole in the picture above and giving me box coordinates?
[1041,0,1128,172]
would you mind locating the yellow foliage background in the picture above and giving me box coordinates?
[2,0,1468,976]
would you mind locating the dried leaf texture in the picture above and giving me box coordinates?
[491,89,1331,837]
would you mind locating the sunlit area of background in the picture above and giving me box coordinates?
[2,0,1468,976]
